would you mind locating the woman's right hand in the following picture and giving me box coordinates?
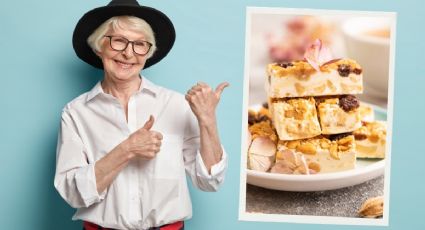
[123,115,163,160]
[94,115,162,194]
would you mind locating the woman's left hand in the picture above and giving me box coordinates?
[185,82,229,124]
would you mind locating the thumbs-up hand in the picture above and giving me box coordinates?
[142,115,155,130]
[185,82,229,124]
[123,115,163,160]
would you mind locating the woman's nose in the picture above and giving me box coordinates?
[122,42,134,58]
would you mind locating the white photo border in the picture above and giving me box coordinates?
[238,6,396,226]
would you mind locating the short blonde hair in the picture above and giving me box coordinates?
[87,16,157,58]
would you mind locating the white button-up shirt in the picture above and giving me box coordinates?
[54,77,227,230]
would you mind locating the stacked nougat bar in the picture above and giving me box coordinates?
[354,103,387,159]
[266,59,364,174]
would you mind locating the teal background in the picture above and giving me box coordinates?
[1,0,424,229]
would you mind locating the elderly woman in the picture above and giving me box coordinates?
[54,1,228,229]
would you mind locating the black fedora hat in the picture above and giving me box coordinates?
[72,0,175,69]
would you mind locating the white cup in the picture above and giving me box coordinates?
[342,17,391,100]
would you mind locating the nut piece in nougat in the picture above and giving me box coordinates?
[353,121,386,159]
[266,59,363,98]
[270,97,321,140]
[358,102,375,122]
[317,95,362,134]
[277,134,356,173]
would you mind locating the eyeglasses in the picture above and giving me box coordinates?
[104,35,152,56]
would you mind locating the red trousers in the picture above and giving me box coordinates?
[83,221,184,230]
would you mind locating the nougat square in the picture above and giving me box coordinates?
[270,97,321,140]
[276,135,356,174]
[353,121,386,159]
[317,95,362,134]
[266,59,363,98]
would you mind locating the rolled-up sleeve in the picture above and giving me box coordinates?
[182,109,228,192]
[54,110,106,208]
[193,147,227,191]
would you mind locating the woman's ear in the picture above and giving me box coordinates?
[94,49,102,58]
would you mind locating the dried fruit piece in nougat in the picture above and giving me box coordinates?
[248,105,272,126]
[277,135,356,173]
[316,95,362,134]
[247,121,277,172]
[270,97,321,140]
[353,121,386,159]
[266,59,363,98]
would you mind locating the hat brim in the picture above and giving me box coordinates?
[72,5,175,69]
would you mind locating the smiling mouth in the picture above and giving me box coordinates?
[114,60,134,69]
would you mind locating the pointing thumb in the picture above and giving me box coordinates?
[214,82,229,98]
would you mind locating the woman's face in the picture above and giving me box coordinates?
[98,26,149,82]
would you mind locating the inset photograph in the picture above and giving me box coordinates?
[239,7,396,226]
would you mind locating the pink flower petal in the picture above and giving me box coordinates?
[249,137,276,157]
[303,39,333,72]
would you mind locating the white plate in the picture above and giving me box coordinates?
[246,103,386,192]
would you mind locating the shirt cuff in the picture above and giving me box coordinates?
[195,146,228,190]
[75,163,107,207]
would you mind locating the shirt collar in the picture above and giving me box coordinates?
[86,76,159,103]
[140,76,159,97]
[86,82,103,102]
